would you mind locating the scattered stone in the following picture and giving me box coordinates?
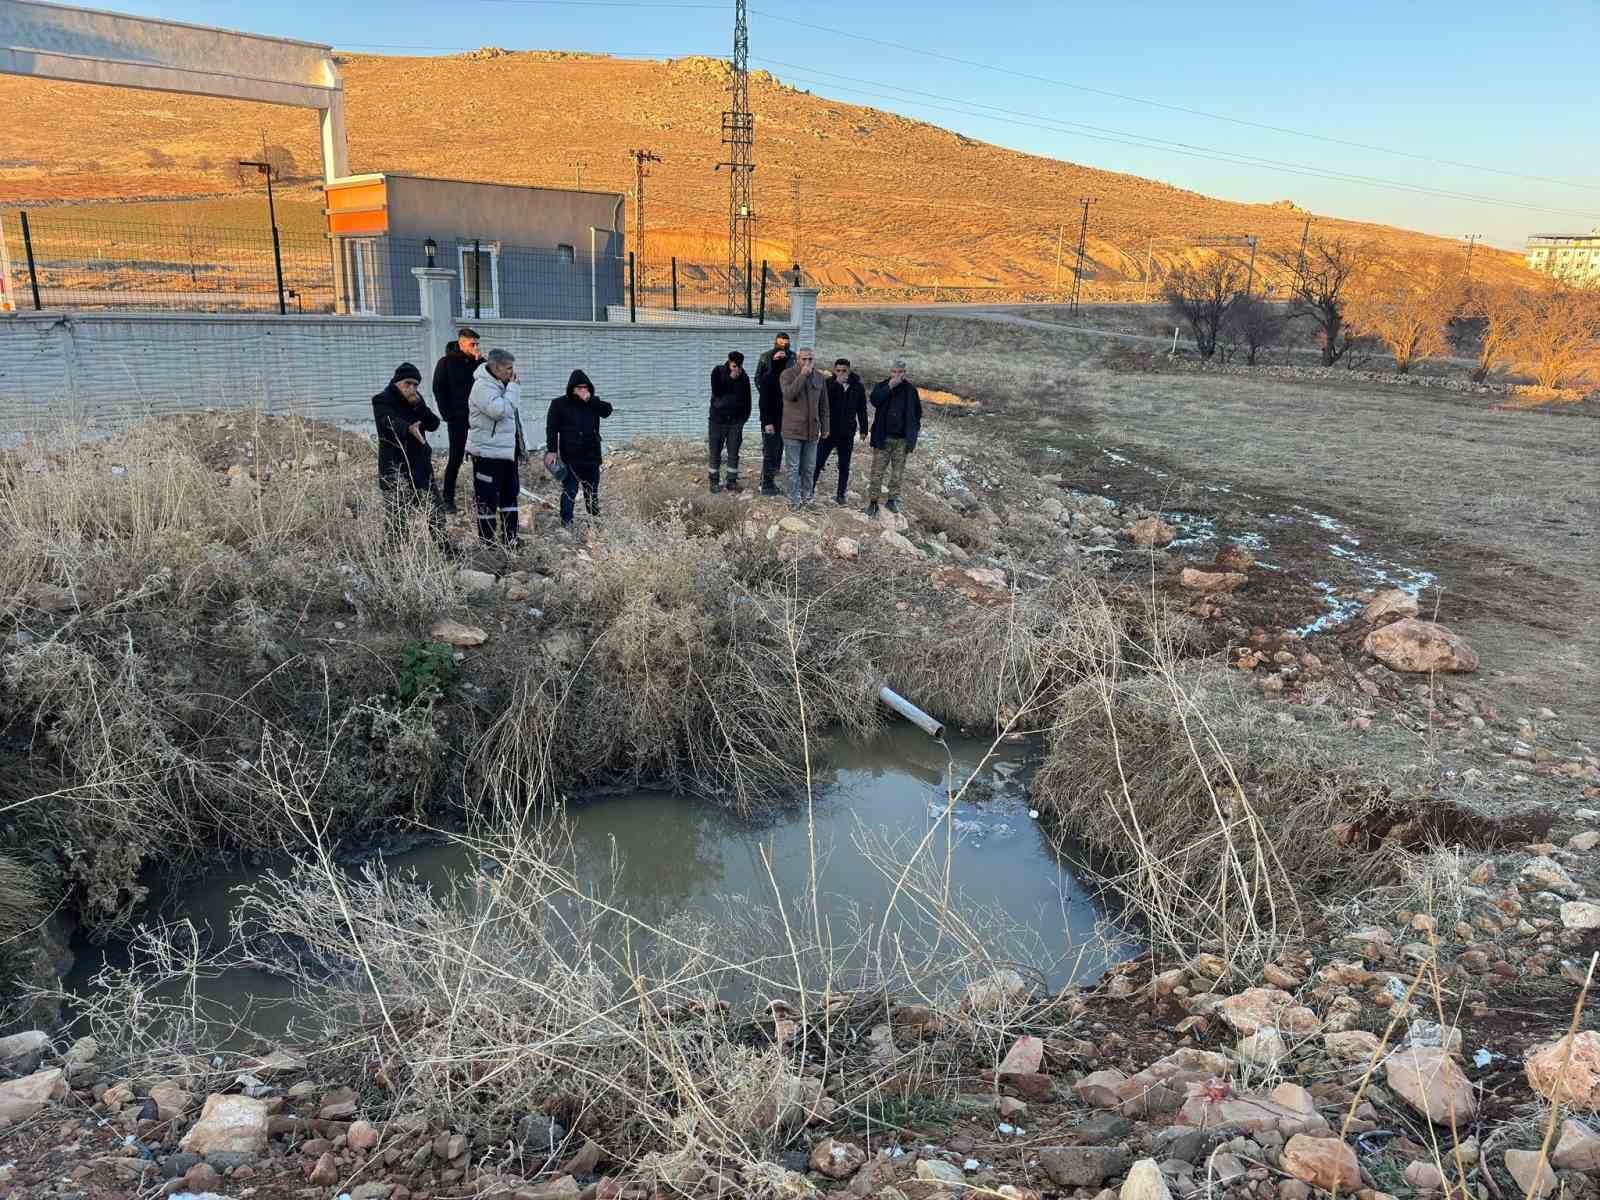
[778,515,814,534]
[308,1150,340,1185]
[998,1036,1044,1076]
[1180,567,1247,594]
[880,528,921,557]
[809,1138,867,1180]
[1173,1091,1327,1137]
[916,1159,966,1187]
[430,618,488,647]
[149,1082,193,1122]
[457,567,498,592]
[1039,1146,1130,1188]
[1362,589,1420,623]
[28,584,78,613]
[1569,831,1600,851]
[64,1036,98,1066]
[1523,856,1578,891]
[348,1118,380,1152]
[1552,1118,1600,1170]
[1075,1070,1131,1109]
[1526,1031,1600,1109]
[1120,1158,1173,1200]
[1324,1030,1382,1065]
[1385,1046,1476,1123]
[179,1094,271,1156]
[1262,964,1302,989]
[0,1067,66,1122]
[964,969,1027,1011]
[1503,1150,1555,1200]
[1560,901,1600,929]
[517,1113,566,1154]
[1217,987,1295,1035]
[184,1162,224,1193]
[1215,544,1255,573]
[1125,517,1177,548]
[1362,619,1479,673]
[1238,1029,1288,1068]
[1282,1135,1361,1193]
[1403,1161,1444,1191]
[833,536,860,560]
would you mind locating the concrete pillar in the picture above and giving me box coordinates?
[413,267,457,368]
[320,91,349,182]
[788,286,819,348]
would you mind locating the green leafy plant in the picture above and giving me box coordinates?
[395,640,461,704]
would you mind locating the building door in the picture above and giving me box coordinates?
[347,239,381,314]
[459,243,499,319]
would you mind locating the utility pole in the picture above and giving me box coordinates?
[238,158,285,315]
[1053,222,1064,292]
[790,169,803,266]
[1463,233,1481,280]
[1069,197,1095,315]
[630,148,661,289]
[1295,215,1314,279]
[1245,235,1258,299]
[716,0,755,315]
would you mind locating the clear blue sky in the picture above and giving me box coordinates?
[79,0,1600,248]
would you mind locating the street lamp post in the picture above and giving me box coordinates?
[239,159,286,315]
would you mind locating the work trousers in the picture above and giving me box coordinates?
[814,432,856,499]
[560,458,601,525]
[380,475,446,545]
[760,429,785,489]
[441,418,469,506]
[866,438,909,503]
[708,419,744,482]
[471,455,520,544]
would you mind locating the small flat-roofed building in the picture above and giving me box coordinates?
[1526,230,1600,284]
[326,174,626,319]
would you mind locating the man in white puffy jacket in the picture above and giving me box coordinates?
[465,348,524,546]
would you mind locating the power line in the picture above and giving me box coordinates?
[756,58,1600,223]
[748,8,1600,195]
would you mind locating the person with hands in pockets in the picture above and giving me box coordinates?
[545,369,613,528]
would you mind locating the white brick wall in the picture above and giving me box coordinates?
[0,310,801,448]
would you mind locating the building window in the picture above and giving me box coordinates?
[557,243,576,266]
[347,239,381,314]
[459,242,500,318]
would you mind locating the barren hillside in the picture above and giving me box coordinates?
[0,48,1530,291]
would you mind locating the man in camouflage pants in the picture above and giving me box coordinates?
[865,358,922,518]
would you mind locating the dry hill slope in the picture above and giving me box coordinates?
[0,49,1529,291]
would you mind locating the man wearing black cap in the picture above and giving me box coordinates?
[431,326,482,512]
[708,350,751,493]
[372,362,445,541]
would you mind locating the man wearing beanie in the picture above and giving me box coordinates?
[372,362,445,541]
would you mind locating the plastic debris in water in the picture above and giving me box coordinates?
[1028,809,1040,819]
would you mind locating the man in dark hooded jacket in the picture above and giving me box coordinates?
[707,350,751,493]
[865,358,922,517]
[430,327,481,512]
[753,332,794,495]
[814,357,868,505]
[372,362,445,540]
[545,369,614,528]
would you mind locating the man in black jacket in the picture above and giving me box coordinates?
[753,332,793,496]
[814,357,868,505]
[865,358,922,518]
[545,369,614,528]
[430,326,481,512]
[372,362,445,542]
[708,350,752,494]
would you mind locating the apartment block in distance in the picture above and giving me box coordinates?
[1526,228,1600,283]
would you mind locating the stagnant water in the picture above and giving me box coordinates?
[67,726,1126,1040]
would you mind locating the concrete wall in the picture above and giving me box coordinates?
[0,291,813,448]
[385,177,623,249]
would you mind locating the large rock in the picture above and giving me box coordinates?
[1385,1046,1476,1123]
[1239,1029,1288,1068]
[0,1067,66,1122]
[1075,1069,1133,1110]
[1039,1146,1130,1188]
[149,1082,193,1122]
[1217,987,1296,1035]
[1362,619,1479,673]
[1560,901,1600,929]
[808,1138,866,1180]
[429,619,487,647]
[1324,1030,1382,1065]
[1115,1049,1233,1119]
[1362,588,1419,624]
[1180,568,1247,594]
[1526,1031,1600,1109]
[1553,1119,1600,1170]
[998,1036,1045,1076]
[0,1031,49,1072]
[833,536,860,561]
[1125,517,1176,548]
[1120,1158,1173,1200]
[1173,1091,1327,1137]
[1503,1150,1555,1200]
[1282,1135,1361,1193]
[178,1094,271,1157]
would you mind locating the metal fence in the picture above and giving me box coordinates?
[1,209,800,323]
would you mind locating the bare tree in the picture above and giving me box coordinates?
[1164,253,1248,359]
[1275,235,1373,366]
[1467,282,1525,382]
[1224,296,1287,366]
[1510,284,1600,391]
[1346,251,1462,373]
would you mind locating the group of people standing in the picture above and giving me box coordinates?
[709,331,922,516]
[372,325,923,548]
[372,325,612,547]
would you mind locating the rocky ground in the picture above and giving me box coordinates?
[3,402,1597,1200]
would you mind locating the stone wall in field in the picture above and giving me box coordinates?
[0,285,814,447]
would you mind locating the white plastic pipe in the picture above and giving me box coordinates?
[879,685,944,739]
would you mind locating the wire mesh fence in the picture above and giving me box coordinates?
[2,209,803,323]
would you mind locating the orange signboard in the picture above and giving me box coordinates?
[325,178,388,236]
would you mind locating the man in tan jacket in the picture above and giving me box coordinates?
[779,347,831,508]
